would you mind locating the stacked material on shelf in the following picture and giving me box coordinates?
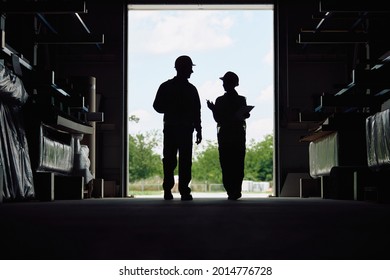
[366,109,390,170]
[309,132,339,178]
[0,61,34,200]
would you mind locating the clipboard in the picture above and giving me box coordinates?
[236,105,254,120]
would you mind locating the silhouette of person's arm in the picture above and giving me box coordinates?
[194,90,202,144]
[153,82,170,113]
[207,99,215,111]
[207,99,221,123]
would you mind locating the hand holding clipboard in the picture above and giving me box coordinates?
[236,105,254,120]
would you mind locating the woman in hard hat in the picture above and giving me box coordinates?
[207,71,252,200]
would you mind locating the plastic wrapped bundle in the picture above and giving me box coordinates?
[0,62,35,200]
[38,124,74,173]
[366,109,390,170]
[0,62,28,105]
[366,114,379,168]
[309,132,339,178]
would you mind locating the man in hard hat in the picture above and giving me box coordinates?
[207,71,252,200]
[153,55,202,201]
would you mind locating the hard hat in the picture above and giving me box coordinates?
[220,71,239,86]
[175,55,195,69]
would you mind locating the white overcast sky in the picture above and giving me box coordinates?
[128,8,274,150]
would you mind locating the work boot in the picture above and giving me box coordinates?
[181,194,193,201]
[164,191,173,200]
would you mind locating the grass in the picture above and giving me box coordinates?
[128,178,273,196]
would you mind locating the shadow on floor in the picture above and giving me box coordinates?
[1,196,390,260]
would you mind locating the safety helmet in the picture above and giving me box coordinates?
[220,71,239,86]
[175,55,195,69]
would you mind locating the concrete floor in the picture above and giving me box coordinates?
[1,196,390,260]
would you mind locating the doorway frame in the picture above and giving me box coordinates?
[125,0,279,197]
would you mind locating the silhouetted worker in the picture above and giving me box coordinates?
[207,71,252,200]
[153,55,202,201]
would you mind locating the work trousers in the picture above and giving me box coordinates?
[162,125,194,196]
[217,125,246,198]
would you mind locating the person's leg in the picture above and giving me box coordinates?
[162,127,178,199]
[230,127,246,199]
[219,127,246,200]
[218,141,235,198]
[218,128,232,197]
[178,127,193,199]
[229,141,245,200]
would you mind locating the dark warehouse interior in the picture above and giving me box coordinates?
[1,0,390,260]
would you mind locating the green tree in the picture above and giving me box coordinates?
[192,135,274,184]
[129,115,140,123]
[245,134,273,181]
[192,141,222,183]
[128,130,162,182]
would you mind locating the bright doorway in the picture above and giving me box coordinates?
[127,4,274,198]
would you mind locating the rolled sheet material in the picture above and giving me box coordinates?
[366,109,390,170]
[309,132,339,178]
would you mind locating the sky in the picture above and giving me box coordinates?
[128,8,274,151]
